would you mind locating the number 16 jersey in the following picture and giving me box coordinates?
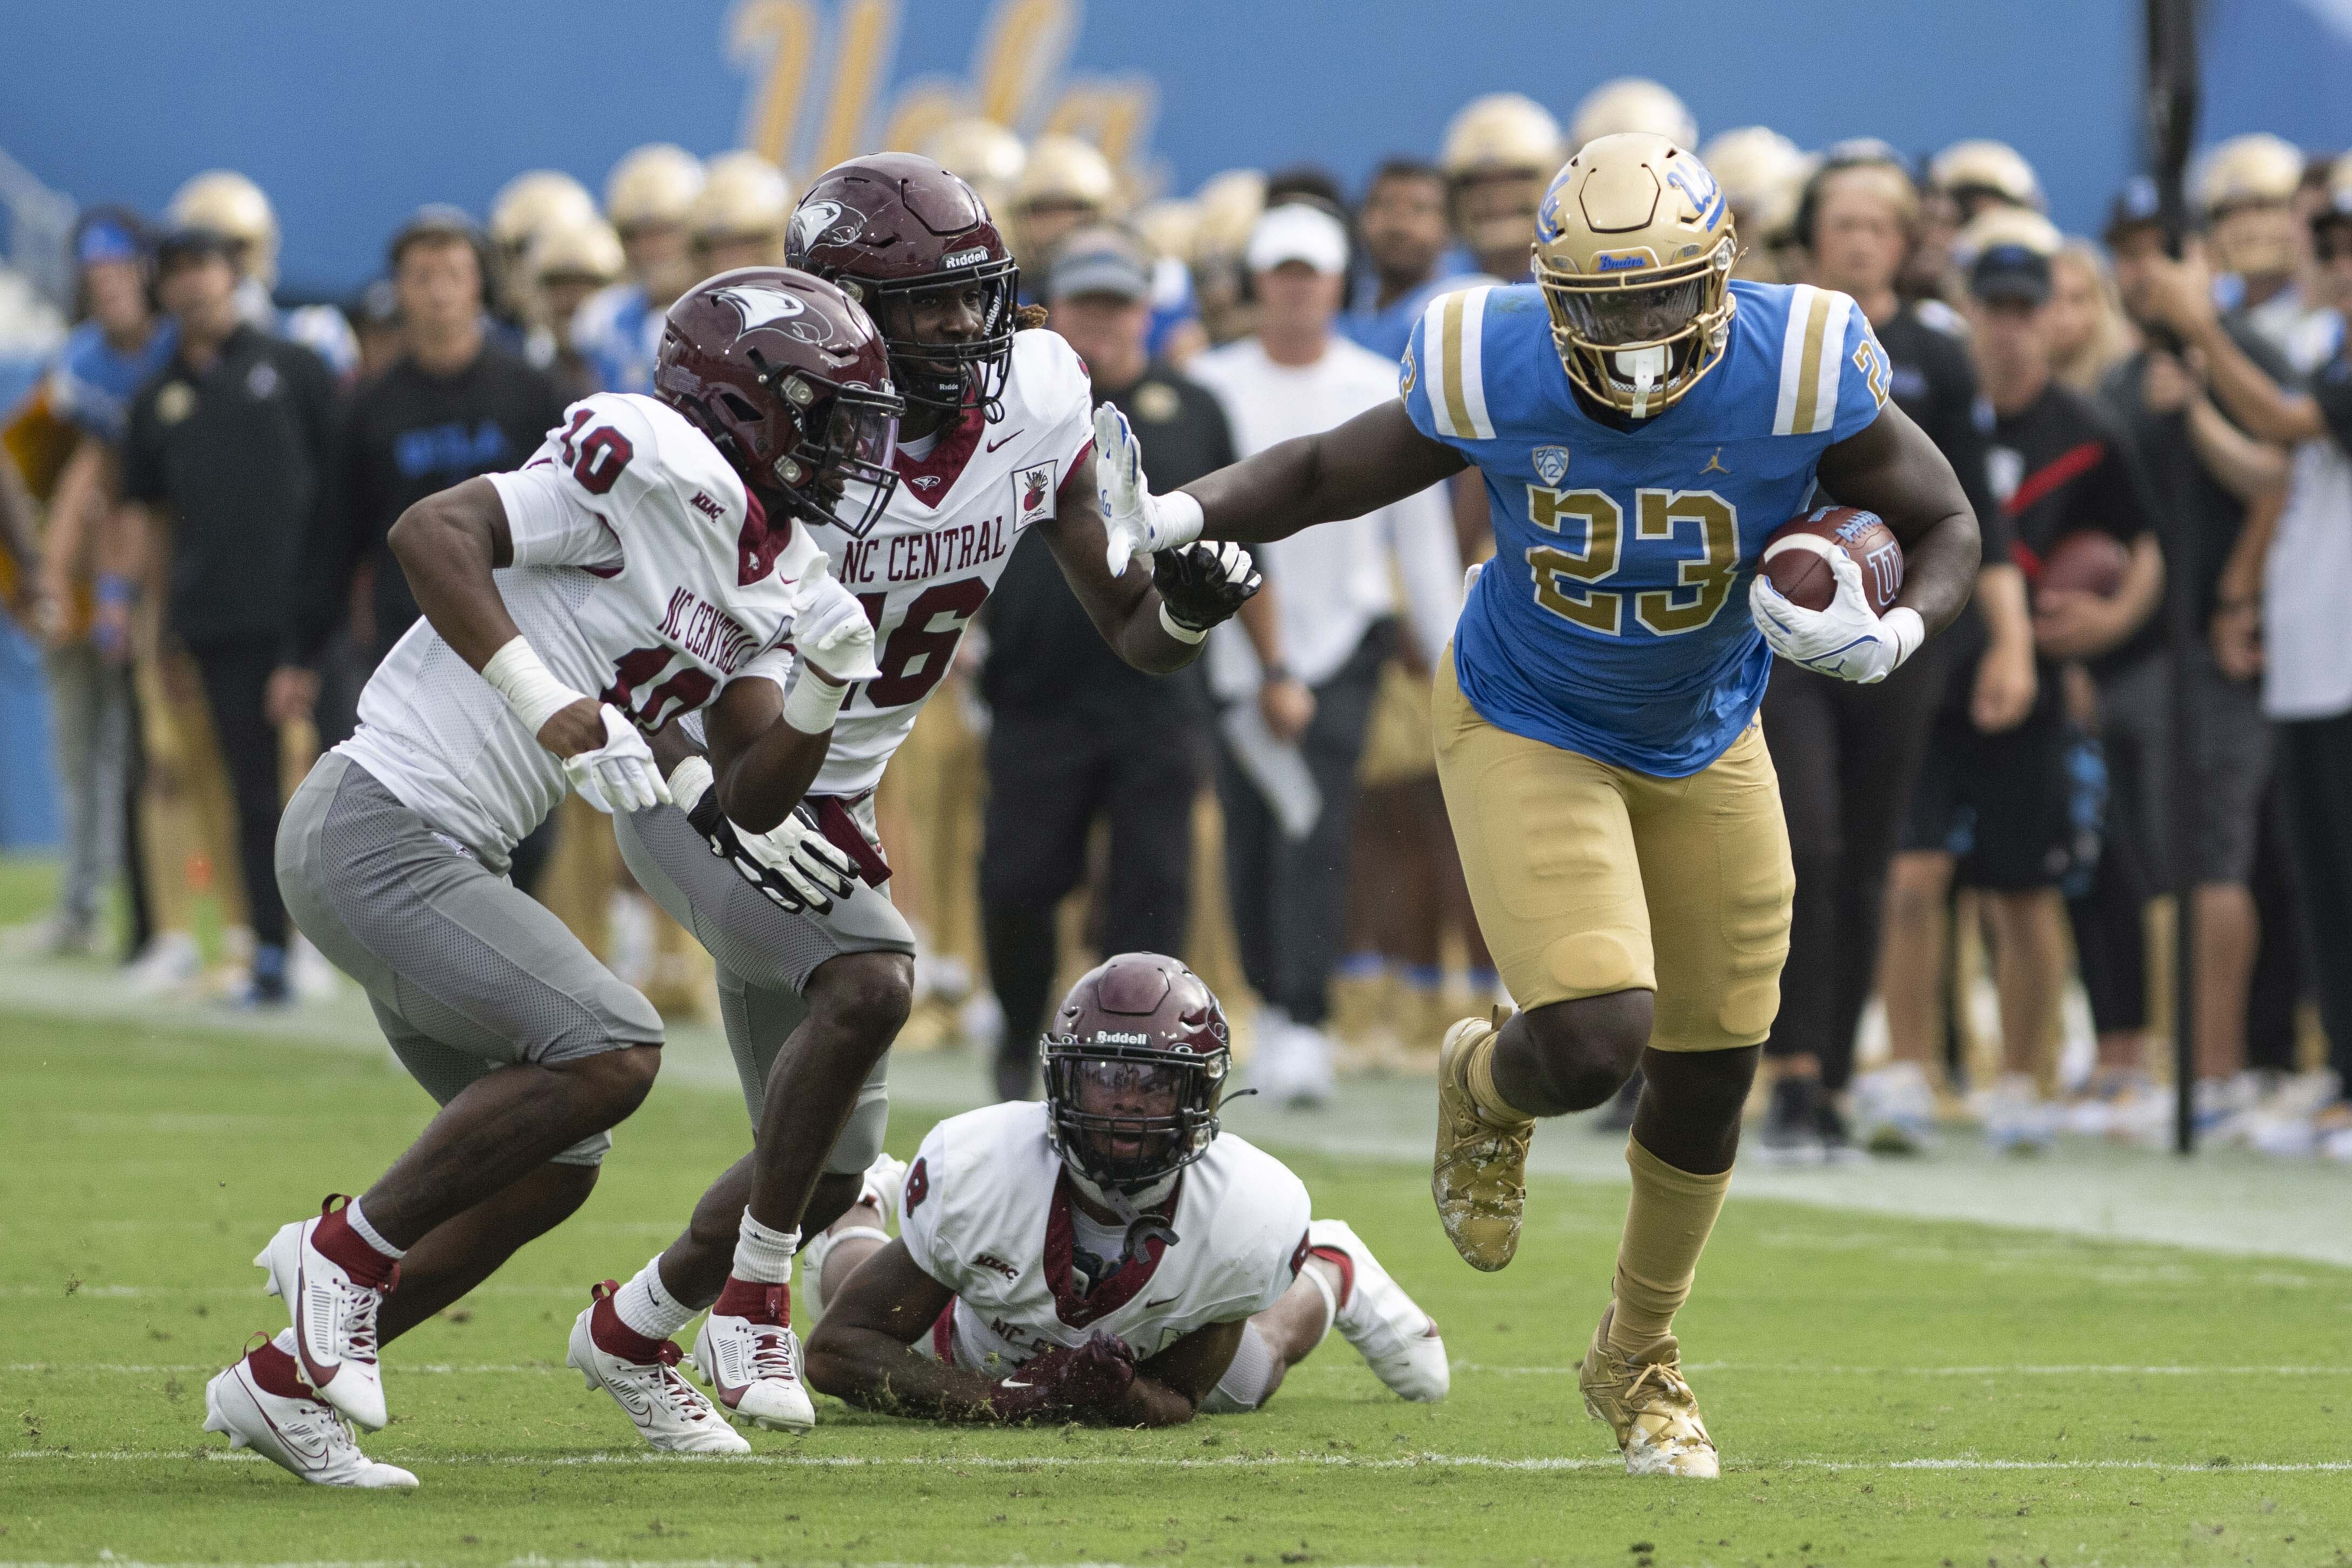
[1401,279,1889,778]
[795,326,1095,797]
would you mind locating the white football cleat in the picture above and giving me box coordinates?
[203,1344,417,1489]
[1308,1218,1449,1402]
[692,1278,816,1432]
[257,1199,390,1431]
[566,1282,748,1454]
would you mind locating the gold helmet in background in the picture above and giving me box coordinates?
[1698,127,1808,272]
[1533,132,1735,418]
[925,116,1027,218]
[1569,78,1698,151]
[169,170,278,285]
[604,144,705,232]
[490,171,598,261]
[2192,133,2303,217]
[1927,139,2043,215]
[528,217,627,286]
[1133,198,1203,265]
[1442,93,1564,271]
[1015,135,1120,215]
[691,151,794,247]
[1949,203,2063,273]
[1191,169,1267,346]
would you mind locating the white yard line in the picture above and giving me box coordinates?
[9,1448,2348,1474]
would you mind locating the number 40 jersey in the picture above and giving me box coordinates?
[1403,278,1891,778]
[339,392,816,868]
[797,326,1096,797]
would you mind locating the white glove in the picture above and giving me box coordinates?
[1096,403,1203,578]
[793,552,881,683]
[564,703,674,814]
[733,805,861,913]
[1748,547,1925,685]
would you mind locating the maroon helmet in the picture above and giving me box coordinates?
[1042,953,1231,1192]
[786,152,1020,419]
[653,265,904,534]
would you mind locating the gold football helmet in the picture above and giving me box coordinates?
[604,144,705,232]
[1927,139,2043,215]
[168,170,278,285]
[925,116,1026,218]
[1949,204,2063,274]
[1698,126,1807,253]
[1443,93,1564,276]
[1192,169,1267,345]
[1015,134,1119,215]
[2193,133,2303,216]
[1569,78,1697,152]
[490,171,597,260]
[528,217,626,285]
[691,152,793,245]
[1133,198,1202,265]
[1534,133,1735,418]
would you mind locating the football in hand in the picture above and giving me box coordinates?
[1760,505,1905,614]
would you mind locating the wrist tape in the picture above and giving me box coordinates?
[481,636,589,738]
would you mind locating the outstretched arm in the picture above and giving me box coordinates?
[1042,446,1232,674]
[1812,398,1982,640]
[1189,400,1468,544]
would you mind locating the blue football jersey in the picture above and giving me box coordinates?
[45,319,178,445]
[1401,278,1891,776]
[572,282,662,396]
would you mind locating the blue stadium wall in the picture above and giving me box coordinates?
[5,0,2344,300]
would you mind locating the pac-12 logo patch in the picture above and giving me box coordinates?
[1012,461,1056,528]
[1531,445,1571,486]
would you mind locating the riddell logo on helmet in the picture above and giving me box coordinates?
[942,246,990,267]
[1094,1031,1149,1045]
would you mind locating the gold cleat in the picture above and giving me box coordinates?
[1431,1009,1534,1271]
[1579,1304,1719,1477]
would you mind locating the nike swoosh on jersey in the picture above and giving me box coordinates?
[1143,1296,1180,1309]
[985,430,1026,452]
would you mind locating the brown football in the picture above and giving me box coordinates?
[1760,505,1905,614]
[2039,528,2129,598]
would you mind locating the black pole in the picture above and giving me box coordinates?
[2145,0,2201,1154]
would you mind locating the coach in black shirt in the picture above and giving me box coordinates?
[284,208,566,681]
[978,227,1237,1100]
[122,225,340,1002]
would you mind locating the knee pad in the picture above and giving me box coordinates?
[800,1223,892,1322]
[1200,1319,1279,1415]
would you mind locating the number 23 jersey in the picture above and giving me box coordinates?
[1402,279,1890,777]
[796,327,1095,796]
[339,392,816,866]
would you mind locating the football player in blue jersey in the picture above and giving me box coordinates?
[1094,133,1984,1477]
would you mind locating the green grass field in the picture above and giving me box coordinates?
[5,1003,2351,1568]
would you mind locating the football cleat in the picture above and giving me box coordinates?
[691,1277,816,1433]
[1579,1304,1719,1478]
[203,1338,417,1489]
[256,1197,392,1431]
[1431,1010,1533,1271]
[1308,1218,1449,1402]
[566,1282,748,1454]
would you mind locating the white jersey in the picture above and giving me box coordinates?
[798,327,1095,796]
[898,1100,1312,1372]
[338,392,817,867]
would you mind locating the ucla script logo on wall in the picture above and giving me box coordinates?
[727,0,1158,190]
[1532,445,1571,486]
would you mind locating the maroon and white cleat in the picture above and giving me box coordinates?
[691,1276,816,1433]
[256,1196,394,1431]
[566,1281,748,1454]
[203,1335,417,1487]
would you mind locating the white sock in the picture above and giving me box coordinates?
[271,1328,297,1356]
[612,1256,699,1341]
[344,1197,406,1261]
[1299,1256,1340,1346]
[732,1210,799,1286]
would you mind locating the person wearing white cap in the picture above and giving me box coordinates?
[1184,200,1462,1107]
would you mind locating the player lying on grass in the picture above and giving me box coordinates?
[796,952,1448,1425]
[201,267,903,1487]
[568,154,1262,1449]
[1091,133,1983,1475]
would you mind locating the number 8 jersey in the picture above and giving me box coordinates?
[1402,279,1890,778]
[794,327,1095,796]
[339,391,817,867]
